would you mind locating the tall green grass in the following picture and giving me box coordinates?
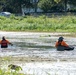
[0,14,76,32]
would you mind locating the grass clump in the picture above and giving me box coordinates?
[0,68,25,75]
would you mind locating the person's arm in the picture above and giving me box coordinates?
[6,40,13,46]
[0,40,1,44]
[55,41,58,47]
[61,41,69,47]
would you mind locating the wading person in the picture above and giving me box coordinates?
[55,36,74,51]
[0,36,13,48]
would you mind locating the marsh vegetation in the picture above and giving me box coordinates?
[0,14,76,32]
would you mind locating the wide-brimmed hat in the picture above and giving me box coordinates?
[58,36,64,40]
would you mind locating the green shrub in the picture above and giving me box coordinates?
[0,15,76,32]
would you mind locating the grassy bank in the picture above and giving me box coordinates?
[0,14,76,32]
[0,69,25,75]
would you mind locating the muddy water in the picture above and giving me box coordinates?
[0,32,76,75]
[0,32,76,59]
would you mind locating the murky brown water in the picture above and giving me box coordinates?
[0,32,75,59]
[0,32,76,75]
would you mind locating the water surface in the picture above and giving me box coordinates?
[0,32,76,59]
[0,32,76,75]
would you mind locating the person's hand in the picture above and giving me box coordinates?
[11,43,13,46]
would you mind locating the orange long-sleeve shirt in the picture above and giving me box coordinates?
[55,41,69,47]
[0,40,11,44]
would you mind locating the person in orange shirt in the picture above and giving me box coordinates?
[55,36,74,51]
[0,36,13,48]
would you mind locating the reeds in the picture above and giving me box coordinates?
[0,14,76,32]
